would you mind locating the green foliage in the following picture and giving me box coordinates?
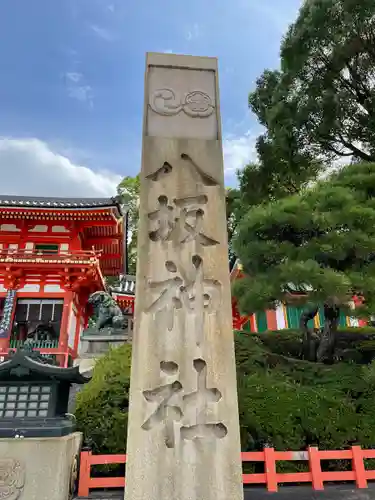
[117,175,140,275]
[251,0,375,164]
[236,0,375,263]
[233,162,375,317]
[75,332,375,467]
[235,331,375,466]
[226,188,240,264]
[75,344,132,454]
[235,136,322,213]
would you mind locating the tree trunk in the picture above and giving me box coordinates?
[316,298,340,364]
[300,305,319,361]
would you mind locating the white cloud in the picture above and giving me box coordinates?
[65,72,82,83]
[0,138,121,198]
[185,23,200,41]
[64,72,94,108]
[68,85,94,105]
[90,24,114,42]
[223,131,257,175]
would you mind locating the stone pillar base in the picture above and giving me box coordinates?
[0,431,82,500]
[79,331,130,360]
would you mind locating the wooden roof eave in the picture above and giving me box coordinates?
[0,350,91,384]
[0,207,121,223]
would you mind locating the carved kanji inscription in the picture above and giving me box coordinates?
[181,254,221,345]
[142,359,226,448]
[148,195,175,242]
[146,155,219,187]
[145,261,183,331]
[141,361,183,448]
[181,358,227,441]
[146,162,173,183]
[180,153,218,186]
[148,195,219,246]
[145,257,222,334]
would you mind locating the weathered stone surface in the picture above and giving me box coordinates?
[125,53,243,500]
[79,331,130,357]
[0,432,81,500]
[146,59,218,140]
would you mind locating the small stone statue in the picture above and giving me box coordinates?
[87,291,126,332]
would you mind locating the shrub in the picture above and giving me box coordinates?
[75,344,131,454]
[75,330,375,469]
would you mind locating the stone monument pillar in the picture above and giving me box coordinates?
[125,53,243,500]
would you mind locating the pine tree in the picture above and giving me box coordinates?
[233,162,375,363]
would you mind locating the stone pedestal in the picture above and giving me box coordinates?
[125,53,243,500]
[0,432,82,500]
[78,330,130,359]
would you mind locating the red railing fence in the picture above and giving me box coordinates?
[77,446,375,497]
[78,451,126,497]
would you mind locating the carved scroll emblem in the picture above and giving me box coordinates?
[150,89,215,118]
[0,459,25,500]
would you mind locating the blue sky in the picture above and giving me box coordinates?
[0,0,303,197]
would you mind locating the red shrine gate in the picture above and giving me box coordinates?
[0,195,126,366]
[0,194,366,363]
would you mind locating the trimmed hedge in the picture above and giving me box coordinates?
[75,328,375,468]
[75,343,131,454]
[235,331,375,453]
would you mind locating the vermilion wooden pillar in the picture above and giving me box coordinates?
[353,295,367,327]
[266,309,278,331]
[73,309,82,356]
[58,290,73,366]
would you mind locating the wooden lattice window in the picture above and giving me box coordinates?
[0,384,52,418]
[13,299,64,341]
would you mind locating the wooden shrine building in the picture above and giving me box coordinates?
[110,274,135,317]
[0,195,126,366]
[230,259,367,332]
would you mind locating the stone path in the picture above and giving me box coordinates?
[74,484,375,500]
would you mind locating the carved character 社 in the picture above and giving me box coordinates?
[141,359,227,448]
[181,359,227,441]
[141,361,183,448]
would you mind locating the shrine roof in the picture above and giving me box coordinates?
[229,259,243,282]
[113,274,136,295]
[0,195,124,217]
[0,348,91,384]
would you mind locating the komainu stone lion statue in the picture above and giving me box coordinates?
[87,291,125,331]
